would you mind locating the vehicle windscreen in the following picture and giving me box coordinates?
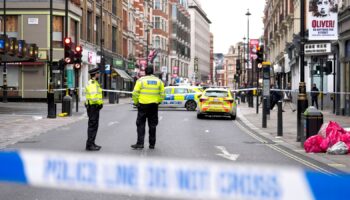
[205,90,228,97]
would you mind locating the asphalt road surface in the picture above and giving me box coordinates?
[0,103,338,200]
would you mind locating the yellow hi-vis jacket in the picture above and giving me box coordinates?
[132,75,165,104]
[85,79,103,105]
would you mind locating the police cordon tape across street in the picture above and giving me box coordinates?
[0,149,349,200]
[6,87,350,95]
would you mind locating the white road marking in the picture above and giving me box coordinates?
[215,146,239,161]
[107,121,119,126]
[205,130,210,133]
[159,116,163,121]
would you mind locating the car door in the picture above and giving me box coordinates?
[160,87,173,107]
[173,87,188,108]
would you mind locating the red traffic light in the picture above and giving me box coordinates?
[75,45,82,53]
[64,37,72,45]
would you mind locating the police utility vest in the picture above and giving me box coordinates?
[85,79,103,105]
[132,75,165,104]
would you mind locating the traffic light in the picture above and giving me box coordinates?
[27,43,38,60]
[8,37,18,56]
[17,40,27,58]
[64,37,74,64]
[73,45,83,69]
[0,35,9,54]
[236,59,241,74]
[325,61,332,75]
[256,45,264,64]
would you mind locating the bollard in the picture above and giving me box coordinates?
[116,92,119,104]
[47,92,57,118]
[277,100,283,136]
[62,94,72,116]
[109,88,115,104]
[262,97,267,128]
[256,92,259,114]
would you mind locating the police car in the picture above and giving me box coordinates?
[160,86,202,111]
[197,88,237,119]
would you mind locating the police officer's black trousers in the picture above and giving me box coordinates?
[136,103,158,146]
[87,105,100,146]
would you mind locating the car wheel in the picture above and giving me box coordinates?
[185,100,197,111]
[197,113,204,119]
[231,114,236,120]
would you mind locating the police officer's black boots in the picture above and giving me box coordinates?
[86,144,101,151]
[94,143,102,150]
[131,144,144,149]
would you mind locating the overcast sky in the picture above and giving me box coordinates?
[199,0,266,54]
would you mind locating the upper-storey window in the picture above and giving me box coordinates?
[0,15,18,38]
[154,0,161,10]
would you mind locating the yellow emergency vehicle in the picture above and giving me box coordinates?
[197,88,237,119]
[160,86,202,111]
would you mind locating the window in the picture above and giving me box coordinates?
[205,90,228,97]
[53,16,63,48]
[172,5,177,20]
[96,16,101,45]
[112,0,117,15]
[174,88,188,94]
[0,15,18,37]
[165,88,172,94]
[154,36,160,48]
[70,19,78,44]
[154,17,160,29]
[162,0,168,13]
[154,0,161,10]
[87,11,93,42]
[112,26,117,52]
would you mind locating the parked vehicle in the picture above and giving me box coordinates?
[197,88,237,119]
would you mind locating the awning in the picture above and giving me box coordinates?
[113,68,133,81]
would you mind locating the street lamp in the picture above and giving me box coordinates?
[243,37,246,86]
[297,0,308,142]
[246,9,253,107]
[145,28,150,69]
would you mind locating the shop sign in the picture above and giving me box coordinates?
[113,59,123,67]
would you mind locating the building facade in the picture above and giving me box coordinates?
[264,0,338,112]
[188,0,211,84]
[0,0,82,101]
[224,45,239,89]
[152,0,170,82]
[168,0,191,85]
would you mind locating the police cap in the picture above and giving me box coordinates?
[88,67,100,75]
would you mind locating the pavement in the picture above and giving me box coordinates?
[0,98,132,150]
[237,99,350,173]
[1,97,350,173]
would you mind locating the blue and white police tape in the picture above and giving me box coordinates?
[0,150,348,200]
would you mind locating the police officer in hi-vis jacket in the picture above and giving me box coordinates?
[85,67,103,151]
[131,67,165,149]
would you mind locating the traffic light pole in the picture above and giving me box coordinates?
[2,0,7,103]
[75,69,79,112]
[47,0,56,118]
